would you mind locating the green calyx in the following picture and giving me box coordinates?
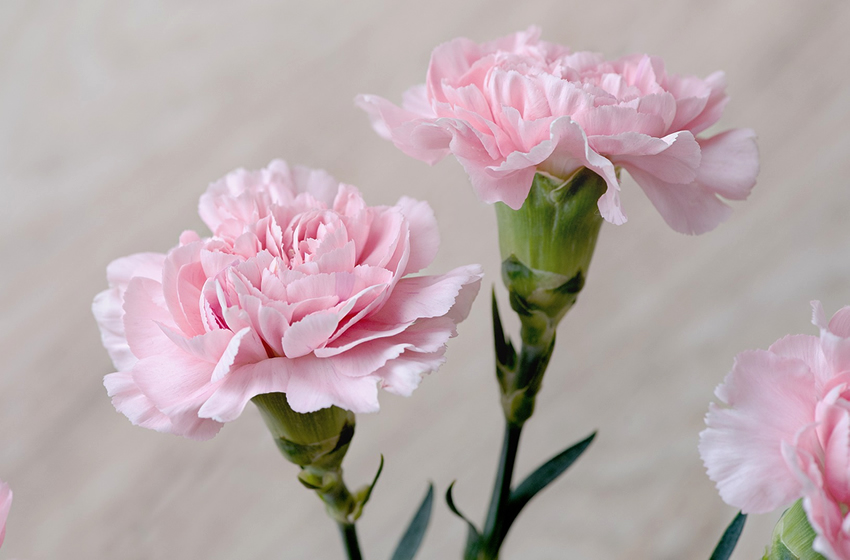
[496,168,606,284]
[253,393,382,524]
[253,392,355,471]
[495,169,606,334]
[762,500,826,560]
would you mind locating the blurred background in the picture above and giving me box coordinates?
[2,1,849,558]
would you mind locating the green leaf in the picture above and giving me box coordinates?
[506,431,596,528]
[362,454,384,504]
[492,288,516,370]
[390,484,434,560]
[352,455,384,520]
[445,481,481,554]
[710,512,747,560]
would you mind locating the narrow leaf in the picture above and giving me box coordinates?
[352,455,385,520]
[445,481,481,552]
[492,288,516,369]
[710,512,747,560]
[362,454,384,506]
[506,431,596,527]
[390,484,434,560]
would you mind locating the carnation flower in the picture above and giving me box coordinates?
[93,160,482,441]
[356,26,759,234]
[700,302,850,559]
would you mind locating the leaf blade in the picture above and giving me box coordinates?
[710,512,747,560]
[506,431,596,528]
[445,481,481,553]
[390,483,434,560]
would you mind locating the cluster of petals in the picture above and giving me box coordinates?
[0,479,10,548]
[356,26,759,235]
[700,302,850,559]
[93,160,482,441]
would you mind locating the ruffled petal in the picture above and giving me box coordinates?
[700,349,818,513]
[104,371,174,433]
[626,167,731,234]
[696,129,759,201]
[198,358,291,422]
[355,94,452,164]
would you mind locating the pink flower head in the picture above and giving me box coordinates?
[700,302,850,558]
[356,27,759,234]
[0,479,11,548]
[93,160,482,441]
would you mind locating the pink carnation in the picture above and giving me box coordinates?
[356,26,759,234]
[700,302,850,559]
[0,479,11,548]
[93,160,482,441]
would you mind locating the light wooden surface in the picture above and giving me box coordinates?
[2,1,849,558]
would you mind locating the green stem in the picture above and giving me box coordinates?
[480,423,523,559]
[338,521,363,560]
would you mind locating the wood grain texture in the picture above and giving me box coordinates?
[1,1,849,558]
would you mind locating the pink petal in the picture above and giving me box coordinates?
[401,84,435,116]
[378,347,448,397]
[700,349,817,513]
[627,167,732,234]
[161,242,208,337]
[816,402,850,504]
[535,117,623,224]
[395,197,440,275]
[131,350,223,440]
[681,71,729,134]
[578,104,667,138]
[768,334,831,391]
[370,264,483,326]
[696,129,759,201]
[354,94,452,164]
[595,130,701,184]
[93,253,167,370]
[198,358,290,422]
[104,371,174,433]
[486,69,550,121]
[814,301,850,376]
[425,36,485,103]
[122,277,179,361]
[829,306,850,338]
[284,356,380,414]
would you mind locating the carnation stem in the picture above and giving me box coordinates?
[478,422,523,559]
[337,521,363,560]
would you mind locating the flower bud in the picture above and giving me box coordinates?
[495,169,607,333]
[762,499,824,560]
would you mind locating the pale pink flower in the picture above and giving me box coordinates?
[700,302,850,558]
[93,160,482,440]
[356,27,759,234]
[0,479,11,548]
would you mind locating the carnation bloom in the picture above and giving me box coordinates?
[0,479,11,547]
[356,26,759,234]
[700,302,850,559]
[93,160,482,441]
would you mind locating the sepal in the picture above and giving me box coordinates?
[762,500,825,560]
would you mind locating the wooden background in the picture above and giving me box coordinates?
[2,1,849,558]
